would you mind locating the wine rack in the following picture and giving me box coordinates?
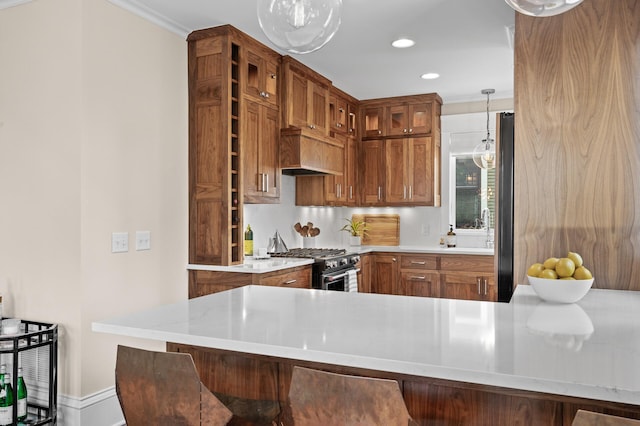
[230,42,242,264]
[0,319,57,425]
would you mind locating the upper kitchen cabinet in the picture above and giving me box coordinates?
[281,56,331,137]
[360,139,386,206]
[385,137,441,206]
[243,45,280,108]
[188,25,246,265]
[362,105,385,139]
[243,99,280,203]
[329,86,358,138]
[361,94,442,140]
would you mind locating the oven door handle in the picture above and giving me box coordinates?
[323,268,360,281]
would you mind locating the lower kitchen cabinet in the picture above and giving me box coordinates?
[371,254,398,295]
[358,253,371,293]
[440,254,496,301]
[399,254,440,297]
[441,272,496,301]
[189,266,311,298]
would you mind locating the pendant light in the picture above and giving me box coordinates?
[257,0,343,54]
[504,0,583,17]
[473,89,496,170]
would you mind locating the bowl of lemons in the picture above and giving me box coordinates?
[527,251,594,303]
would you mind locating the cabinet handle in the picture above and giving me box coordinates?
[309,124,316,129]
[265,174,269,192]
[283,279,297,285]
[403,185,407,200]
[410,275,426,280]
[477,277,482,295]
[336,183,341,198]
[259,91,269,98]
[409,185,412,199]
[336,123,342,128]
[378,186,382,201]
[259,173,264,192]
[270,74,277,79]
[484,278,488,296]
[339,108,344,113]
[349,186,353,200]
[410,261,426,265]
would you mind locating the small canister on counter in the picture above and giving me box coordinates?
[446,225,457,248]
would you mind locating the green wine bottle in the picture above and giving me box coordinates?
[17,367,27,421]
[0,365,5,391]
[0,373,13,426]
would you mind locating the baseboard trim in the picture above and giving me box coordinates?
[58,387,124,426]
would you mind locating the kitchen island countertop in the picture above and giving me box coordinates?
[93,284,640,406]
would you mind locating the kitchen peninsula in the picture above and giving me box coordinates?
[93,285,640,425]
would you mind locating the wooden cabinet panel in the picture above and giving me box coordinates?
[282,56,331,137]
[400,255,439,270]
[400,271,440,297]
[257,266,311,289]
[243,46,279,108]
[361,139,385,205]
[242,100,280,203]
[371,254,399,295]
[441,255,494,273]
[441,271,496,301]
[188,270,251,299]
[404,381,563,426]
[362,105,385,139]
[358,254,372,293]
[384,137,438,206]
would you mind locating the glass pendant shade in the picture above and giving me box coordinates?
[257,0,342,54]
[473,139,496,169]
[474,88,496,170]
[504,0,583,17]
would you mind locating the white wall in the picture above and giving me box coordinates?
[0,0,188,416]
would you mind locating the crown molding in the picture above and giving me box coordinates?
[0,0,33,10]
[107,0,189,38]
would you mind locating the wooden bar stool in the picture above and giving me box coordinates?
[572,410,640,426]
[115,345,232,426]
[288,366,417,425]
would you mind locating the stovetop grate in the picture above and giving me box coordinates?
[270,248,347,259]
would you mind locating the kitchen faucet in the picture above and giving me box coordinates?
[481,208,494,249]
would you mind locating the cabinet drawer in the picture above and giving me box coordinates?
[440,255,494,273]
[400,254,438,270]
[257,266,311,288]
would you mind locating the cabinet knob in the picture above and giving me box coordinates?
[259,91,270,98]
[270,74,277,79]
[392,258,397,262]
[339,108,344,113]
[378,130,382,135]
[309,124,316,129]
[403,128,408,133]
[409,128,413,133]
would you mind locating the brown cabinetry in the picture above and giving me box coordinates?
[387,103,432,136]
[329,86,358,138]
[398,254,440,297]
[243,45,279,108]
[371,254,398,295]
[384,137,439,206]
[189,266,312,298]
[441,255,496,301]
[362,105,385,138]
[243,99,280,203]
[360,139,385,206]
[282,56,331,137]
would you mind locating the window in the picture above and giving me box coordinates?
[449,132,495,231]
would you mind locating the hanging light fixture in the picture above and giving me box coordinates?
[504,0,583,17]
[473,89,496,170]
[257,0,343,54]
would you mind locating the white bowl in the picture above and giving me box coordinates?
[527,276,594,303]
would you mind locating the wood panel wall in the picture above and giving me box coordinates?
[514,0,640,290]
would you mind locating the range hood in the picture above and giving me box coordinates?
[280,127,344,176]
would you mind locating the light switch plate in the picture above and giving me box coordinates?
[136,231,151,251]
[112,232,129,253]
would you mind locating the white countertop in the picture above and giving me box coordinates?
[92,285,640,406]
[187,246,492,273]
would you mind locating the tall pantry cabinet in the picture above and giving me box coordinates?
[188,25,281,265]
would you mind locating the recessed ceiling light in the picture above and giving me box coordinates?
[421,73,440,80]
[391,38,415,48]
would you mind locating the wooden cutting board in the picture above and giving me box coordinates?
[352,214,400,246]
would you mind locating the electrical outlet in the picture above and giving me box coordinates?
[136,231,151,251]
[111,232,129,253]
[421,224,430,235]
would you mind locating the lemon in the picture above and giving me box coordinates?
[567,251,584,268]
[527,263,545,277]
[543,257,559,270]
[573,266,593,280]
[555,257,576,278]
[560,276,576,280]
[539,268,559,279]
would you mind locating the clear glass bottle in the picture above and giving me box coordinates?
[0,373,13,426]
[17,367,27,421]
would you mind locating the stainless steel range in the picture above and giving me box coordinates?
[271,248,360,291]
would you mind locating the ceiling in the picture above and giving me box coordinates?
[111,0,516,104]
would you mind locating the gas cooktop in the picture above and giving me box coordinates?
[270,248,347,259]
